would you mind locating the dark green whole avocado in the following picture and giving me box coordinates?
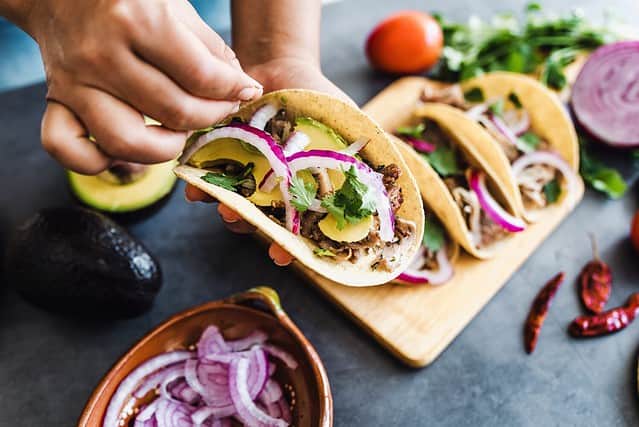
[4,207,162,317]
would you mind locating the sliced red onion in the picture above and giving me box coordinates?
[469,170,526,233]
[178,123,299,234]
[405,137,436,154]
[502,109,530,136]
[277,398,291,423]
[249,104,279,131]
[261,344,298,370]
[103,351,194,427]
[285,150,395,242]
[308,199,327,213]
[259,379,283,404]
[396,243,453,285]
[135,400,159,425]
[226,330,268,352]
[340,137,370,156]
[486,114,534,154]
[465,102,490,120]
[133,362,186,399]
[198,326,231,358]
[282,131,310,157]
[511,150,580,206]
[229,358,288,427]
[168,380,200,405]
[154,398,195,427]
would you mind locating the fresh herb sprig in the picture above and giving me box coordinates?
[321,166,376,230]
[580,139,627,199]
[201,163,256,196]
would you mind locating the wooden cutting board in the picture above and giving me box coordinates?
[293,77,584,368]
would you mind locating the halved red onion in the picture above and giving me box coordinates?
[340,137,370,156]
[103,351,194,427]
[469,170,525,233]
[284,150,395,241]
[282,131,310,157]
[396,243,453,285]
[229,358,288,427]
[571,41,639,147]
[405,137,436,154]
[511,150,579,205]
[502,109,530,136]
[249,104,279,131]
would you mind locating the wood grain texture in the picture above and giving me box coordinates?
[294,77,584,367]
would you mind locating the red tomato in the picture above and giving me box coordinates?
[631,211,639,253]
[366,11,443,74]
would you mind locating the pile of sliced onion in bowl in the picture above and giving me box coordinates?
[104,326,297,427]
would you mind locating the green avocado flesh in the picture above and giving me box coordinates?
[4,207,162,318]
[68,160,177,213]
[189,117,348,207]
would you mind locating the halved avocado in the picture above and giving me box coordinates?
[68,160,177,213]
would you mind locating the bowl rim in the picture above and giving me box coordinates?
[77,286,333,427]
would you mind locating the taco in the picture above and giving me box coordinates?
[393,206,459,286]
[420,71,581,222]
[174,90,424,287]
[393,106,526,259]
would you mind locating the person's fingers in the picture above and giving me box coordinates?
[172,0,243,71]
[132,15,261,101]
[185,183,215,203]
[217,204,255,234]
[107,52,242,130]
[269,243,294,267]
[60,86,185,163]
[41,101,111,174]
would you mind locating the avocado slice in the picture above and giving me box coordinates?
[4,207,162,318]
[68,160,177,213]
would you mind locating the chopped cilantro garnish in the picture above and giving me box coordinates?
[488,99,505,117]
[201,163,255,196]
[397,123,426,139]
[543,179,561,204]
[422,144,461,177]
[519,132,541,150]
[289,175,317,213]
[313,248,336,257]
[508,92,523,109]
[321,166,375,230]
[423,215,446,252]
[463,87,485,103]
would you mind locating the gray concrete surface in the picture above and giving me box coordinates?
[1,1,639,426]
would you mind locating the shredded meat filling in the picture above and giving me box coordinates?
[377,164,404,213]
[265,110,293,143]
[517,164,557,209]
[421,84,468,108]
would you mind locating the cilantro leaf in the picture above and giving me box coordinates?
[508,92,523,109]
[397,123,426,138]
[463,87,485,102]
[423,145,461,177]
[321,166,375,230]
[313,248,336,257]
[423,215,446,252]
[519,132,541,150]
[488,99,505,117]
[543,179,561,204]
[289,175,317,213]
[201,163,255,196]
[580,142,627,199]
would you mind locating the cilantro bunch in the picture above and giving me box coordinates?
[432,3,617,89]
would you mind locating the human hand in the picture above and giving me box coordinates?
[26,0,263,174]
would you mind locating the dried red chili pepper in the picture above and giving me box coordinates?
[524,272,565,354]
[578,234,611,314]
[569,293,639,337]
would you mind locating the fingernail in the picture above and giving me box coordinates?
[238,86,262,101]
[231,102,240,113]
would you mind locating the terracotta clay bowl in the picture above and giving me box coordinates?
[78,287,332,426]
